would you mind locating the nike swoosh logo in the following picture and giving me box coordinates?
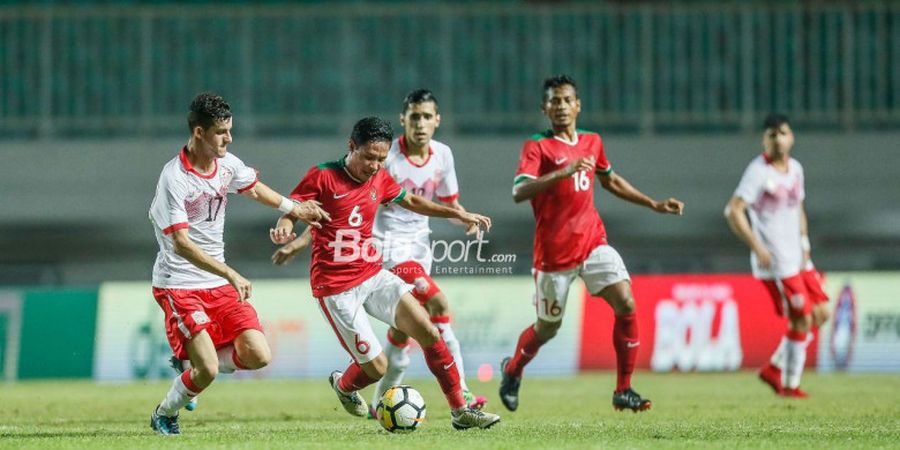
[626,342,640,348]
[443,362,455,370]
[333,192,350,199]
[555,157,568,165]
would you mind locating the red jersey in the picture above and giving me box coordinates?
[290,156,406,297]
[514,130,612,272]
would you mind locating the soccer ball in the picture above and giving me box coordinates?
[375,385,426,433]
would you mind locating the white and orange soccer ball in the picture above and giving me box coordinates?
[375,385,426,433]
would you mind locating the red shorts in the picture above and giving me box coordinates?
[761,270,826,319]
[152,284,263,360]
[389,261,440,305]
[801,269,829,305]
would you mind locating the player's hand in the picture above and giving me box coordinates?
[464,222,480,236]
[292,200,330,229]
[654,198,685,215]
[269,226,297,245]
[564,156,596,176]
[272,244,304,266]
[227,271,252,302]
[459,212,492,233]
[754,247,773,270]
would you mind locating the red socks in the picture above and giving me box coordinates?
[338,361,378,392]
[181,370,204,395]
[613,313,639,393]
[422,339,466,409]
[506,325,543,378]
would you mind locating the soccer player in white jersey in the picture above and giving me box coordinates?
[272,89,487,413]
[725,113,829,399]
[148,92,328,435]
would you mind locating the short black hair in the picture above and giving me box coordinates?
[402,89,439,113]
[543,74,578,100]
[350,116,394,146]
[762,113,790,130]
[188,92,232,131]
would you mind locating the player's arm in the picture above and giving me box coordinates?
[439,198,479,235]
[240,181,330,229]
[512,157,595,203]
[399,194,491,232]
[170,228,252,301]
[724,196,772,268]
[598,171,684,215]
[800,202,811,268]
[272,226,313,266]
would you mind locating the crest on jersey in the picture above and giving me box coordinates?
[370,188,377,201]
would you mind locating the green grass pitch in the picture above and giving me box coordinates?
[1,372,898,449]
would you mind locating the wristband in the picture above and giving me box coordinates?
[278,196,295,214]
[800,235,811,252]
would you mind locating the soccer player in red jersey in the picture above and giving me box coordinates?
[148,92,328,435]
[272,116,501,430]
[725,114,830,398]
[273,90,487,414]
[499,75,684,413]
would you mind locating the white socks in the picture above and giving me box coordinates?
[371,339,411,407]
[769,337,787,369]
[158,373,198,416]
[782,333,809,389]
[217,346,240,374]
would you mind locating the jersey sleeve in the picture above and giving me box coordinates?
[594,136,612,175]
[513,140,542,186]
[289,167,322,203]
[223,153,259,194]
[436,149,460,202]
[734,162,763,203]
[149,173,190,235]
[380,172,406,204]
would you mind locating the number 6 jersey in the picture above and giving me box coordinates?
[149,146,258,289]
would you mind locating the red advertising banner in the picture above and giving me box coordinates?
[578,274,818,371]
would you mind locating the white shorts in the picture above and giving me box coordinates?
[317,270,414,364]
[533,244,630,323]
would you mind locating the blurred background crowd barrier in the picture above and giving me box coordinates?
[0,1,897,286]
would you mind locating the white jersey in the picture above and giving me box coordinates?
[374,136,460,272]
[149,147,258,289]
[733,154,805,279]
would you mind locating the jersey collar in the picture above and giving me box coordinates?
[179,145,218,179]
[398,135,433,167]
[340,154,364,184]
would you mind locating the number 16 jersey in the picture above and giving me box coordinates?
[149,146,258,289]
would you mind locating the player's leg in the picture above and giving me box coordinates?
[582,245,649,412]
[779,276,813,398]
[392,292,500,429]
[213,286,270,372]
[758,280,787,394]
[150,288,220,434]
[426,292,486,409]
[370,327,411,416]
[595,281,650,412]
[317,286,386,417]
[803,268,831,328]
[500,269,574,411]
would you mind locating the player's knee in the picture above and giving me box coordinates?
[535,321,561,342]
[193,361,219,384]
[612,295,636,315]
[417,325,441,347]
[789,314,812,333]
[426,293,449,316]
[813,306,830,328]
[242,347,272,370]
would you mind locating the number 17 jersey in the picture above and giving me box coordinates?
[149,147,258,289]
